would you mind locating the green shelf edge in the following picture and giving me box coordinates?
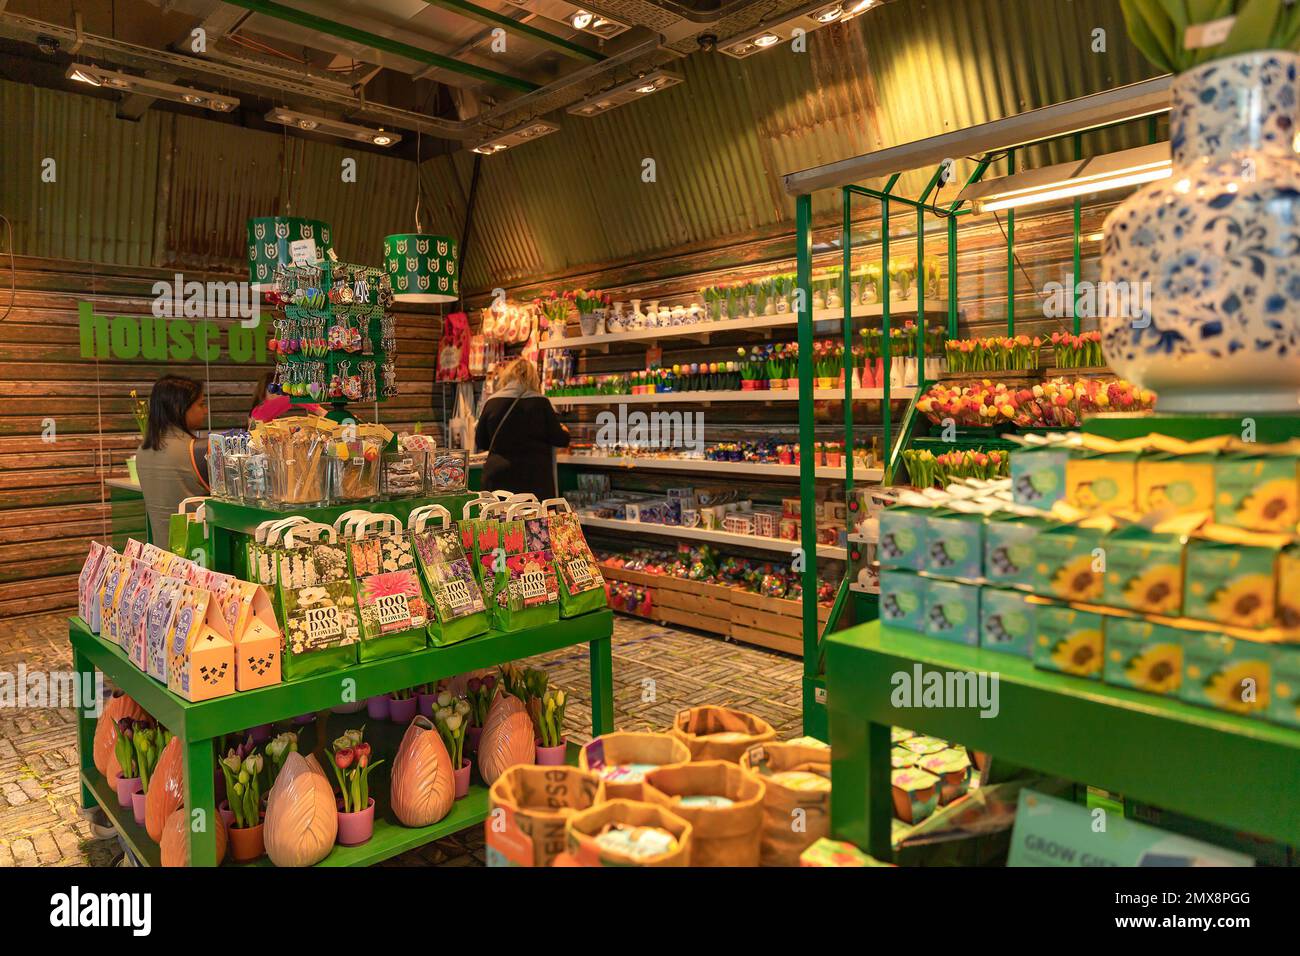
[824,620,1300,854]
[71,611,612,740]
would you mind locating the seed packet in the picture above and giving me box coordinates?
[410,505,489,647]
[481,549,559,632]
[348,515,428,660]
[121,565,159,670]
[544,500,607,618]
[245,517,311,614]
[142,574,186,681]
[98,553,134,645]
[274,523,360,679]
[78,542,112,632]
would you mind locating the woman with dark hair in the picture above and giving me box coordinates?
[135,374,210,543]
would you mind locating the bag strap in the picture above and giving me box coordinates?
[487,396,523,456]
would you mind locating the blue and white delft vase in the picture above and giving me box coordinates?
[1102,51,1300,412]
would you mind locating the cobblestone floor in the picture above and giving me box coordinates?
[0,613,801,867]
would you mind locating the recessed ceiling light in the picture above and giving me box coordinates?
[635,82,659,94]
[372,132,394,145]
[846,0,874,14]
[813,4,844,22]
[264,109,401,146]
[64,64,239,111]
[753,33,781,47]
[297,118,318,130]
[571,10,593,29]
[470,119,560,155]
[67,67,102,87]
[567,70,684,116]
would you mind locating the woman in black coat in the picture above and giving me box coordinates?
[475,358,570,501]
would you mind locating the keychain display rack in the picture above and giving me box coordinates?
[268,260,399,405]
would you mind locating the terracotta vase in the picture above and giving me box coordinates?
[94,691,146,780]
[389,715,455,827]
[145,736,184,843]
[228,821,266,863]
[337,798,376,846]
[160,807,228,867]
[478,693,536,786]
[263,751,339,867]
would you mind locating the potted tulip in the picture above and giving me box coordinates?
[465,674,497,754]
[220,751,265,862]
[434,694,473,798]
[129,721,161,827]
[113,718,141,809]
[265,731,298,789]
[331,729,383,846]
[535,688,569,766]
[388,686,418,724]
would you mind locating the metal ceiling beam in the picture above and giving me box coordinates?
[419,0,603,63]
[119,1,247,121]
[220,0,540,92]
[782,75,1172,195]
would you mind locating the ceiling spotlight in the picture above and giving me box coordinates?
[721,0,872,57]
[845,0,875,14]
[64,64,239,112]
[569,9,630,37]
[571,10,593,29]
[265,109,402,146]
[470,119,560,155]
[753,33,781,47]
[567,70,684,116]
[813,4,844,22]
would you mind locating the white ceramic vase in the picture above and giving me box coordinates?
[1101,51,1300,412]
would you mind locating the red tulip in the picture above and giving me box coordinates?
[335,747,355,770]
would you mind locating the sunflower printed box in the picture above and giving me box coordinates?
[879,505,931,571]
[1102,617,1183,696]
[1267,643,1300,729]
[1213,448,1299,533]
[1032,601,1104,680]
[1031,519,1109,604]
[924,579,980,646]
[983,512,1052,588]
[1179,631,1271,717]
[879,569,928,631]
[979,587,1035,657]
[1101,515,1203,616]
[1182,527,1290,630]
[1066,450,1138,513]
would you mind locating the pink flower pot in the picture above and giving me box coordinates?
[417,692,438,719]
[454,759,472,799]
[337,798,376,847]
[131,790,146,827]
[388,696,418,724]
[115,775,141,808]
[535,741,568,766]
[218,800,236,830]
[366,695,390,720]
[467,724,483,755]
[248,724,272,744]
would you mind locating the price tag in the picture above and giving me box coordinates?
[289,238,318,265]
[1184,16,1234,50]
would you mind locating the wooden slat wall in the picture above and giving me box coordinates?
[0,256,448,619]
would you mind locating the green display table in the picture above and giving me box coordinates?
[825,620,1300,860]
[72,609,614,867]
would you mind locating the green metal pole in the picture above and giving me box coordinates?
[1072,133,1083,335]
[916,204,926,387]
[796,194,819,681]
[1006,148,1016,336]
[418,0,604,62]
[947,214,958,338]
[881,194,892,469]
[221,0,540,92]
[842,188,855,500]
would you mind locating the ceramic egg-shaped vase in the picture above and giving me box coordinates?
[94,691,147,779]
[160,807,228,867]
[145,736,184,842]
[389,716,455,827]
[263,752,338,867]
[1102,51,1300,412]
[478,693,536,786]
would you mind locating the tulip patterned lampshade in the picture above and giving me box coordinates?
[247,217,333,288]
[384,233,458,303]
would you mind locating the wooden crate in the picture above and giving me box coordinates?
[655,604,731,636]
[728,623,803,657]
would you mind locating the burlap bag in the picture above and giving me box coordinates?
[740,740,831,867]
[565,798,692,867]
[671,705,777,762]
[487,765,606,867]
[644,760,765,866]
[577,731,690,800]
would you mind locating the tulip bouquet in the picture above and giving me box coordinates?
[466,673,498,728]
[220,750,264,830]
[538,688,568,749]
[114,718,139,781]
[131,720,162,792]
[903,449,1010,488]
[331,728,383,815]
[533,291,569,328]
[569,289,609,315]
[265,731,298,788]
[1050,330,1105,368]
[434,693,472,770]
[944,335,1042,372]
[919,377,1155,428]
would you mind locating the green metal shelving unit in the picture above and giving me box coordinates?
[72,490,615,867]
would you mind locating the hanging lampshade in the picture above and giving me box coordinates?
[383,233,458,303]
[247,217,333,288]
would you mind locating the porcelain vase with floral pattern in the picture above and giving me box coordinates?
[1102,51,1300,411]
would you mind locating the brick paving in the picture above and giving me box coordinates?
[1,612,801,867]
